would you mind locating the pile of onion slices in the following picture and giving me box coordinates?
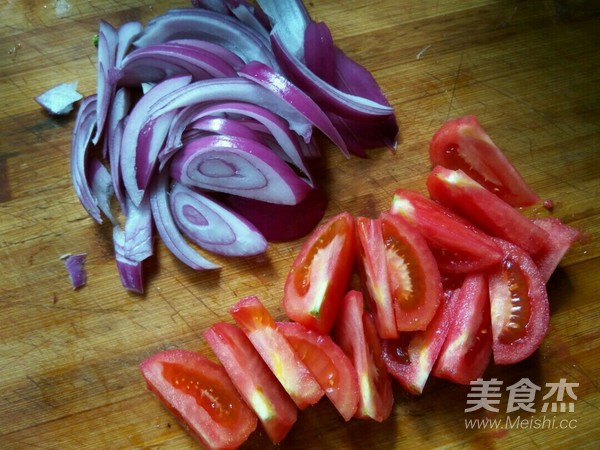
[71,0,398,293]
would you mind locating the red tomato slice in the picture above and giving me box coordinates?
[204,322,298,444]
[139,349,257,449]
[426,165,549,255]
[355,216,398,338]
[381,288,456,395]
[390,188,503,273]
[488,239,550,365]
[277,321,359,421]
[532,217,581,283]
[432,274,493,384]
[429,115,540,207]
[334,290,393,422]
[230,295,324,409]
[283,211,356,334]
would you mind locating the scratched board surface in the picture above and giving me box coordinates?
[1,0,600,448]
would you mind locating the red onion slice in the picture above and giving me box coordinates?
[112,227,145,293]
[189,116,266,141]
[150,170,220,270]
[89,157,116,225]
[122,197,154,263]
[165,39,246,70]
[170,135,311,205]
[170,182,268,257]
[133,8,278,69]
[94,20,119,145]
[256,0,310,57]
[304,21,336,85]
[61,253,87,289]
[115,21,144,65]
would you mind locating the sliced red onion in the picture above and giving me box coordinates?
[120,75,192,206]
[132,8,279,69]
[122,196,154,263]
[112,226,145,293]
[61,253,87,289]
[115,21,144,65]
[170,182,268,256]
[271,31,394,121]
[71,94,103,223]
[35,81,83,115]
[166,39,246,70]
[187,101,313,182]
[304,21,336,85]
[193,0,272,35]
[237,63,348,153]
[94,20,119,145]
[119,42,238,85]
[256,0,310,57]
[225,187,328,242]
[150,170,220,270]
[105,87,131,209]
[189,116,266,141]
[89,157,116,225]
[170,135,311,204]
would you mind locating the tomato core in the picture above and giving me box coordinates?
[498,258,531,344]
[162,362,238,425]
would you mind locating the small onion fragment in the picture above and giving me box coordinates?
[113,227,145,293]
[35,81,83,115]
[170,134,311,205]
[61,253,87,289]
[170,182,268,256]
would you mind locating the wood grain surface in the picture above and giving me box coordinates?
[1,1,599,448]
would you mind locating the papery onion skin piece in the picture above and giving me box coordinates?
[35,81,83,115]
[61,253,87,289]
[169,134,311,205]
[170,182,268,257]
[150,169,220,270]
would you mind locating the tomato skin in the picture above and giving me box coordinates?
[532,217,581,283]
[380,212,442,332]
[488,239,550,365]
[334,290,393,422]
[432,274,493,384]
[429,115,540,207]
[381,287,456,394]
[390,188,503,273]
[204,322,298,444]
[283,212,356,334]
[355,216,398,338]
[426,165,549,255]
[139,349,257,450]
[230,295,324,409]
[277,321,359,421]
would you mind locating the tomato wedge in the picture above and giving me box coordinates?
[277,321,359,421]
[283,211,356,334]
[488,239,550,365]
[204,322,298,444]
[429,115,540,207]
[381,287,456,395]
[390,188,503,273]
[139,349,257,449]
[426,165,549,255]
[334,290,393,422]
[432,273,493,384]
[532,217,581,283]
[230,295,324,409]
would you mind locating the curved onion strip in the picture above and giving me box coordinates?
[133,8,278,69]
[228,3,270,40]
[89,158,117,225]
[189,101,313,183]
[116,21,144,65]
[112,226,145,293]
[166,39,246,70]
[304,21,336,85]
[119,43,238,85]
[120,75,192,206]
[122,196,154,263]
[189,117,266,141]
[105,87,131,209]
[170,135,311,205]
[237,62,349,153]
[271,31,394,121]
[94,20,118,145]
[150,170,220,270]
[193,0,272,33]
[170,182,268,257]
[71,94,103,223]
[256,0,310,57]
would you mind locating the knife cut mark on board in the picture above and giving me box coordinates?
[446,50,465,121]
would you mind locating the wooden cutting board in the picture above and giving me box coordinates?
[1,0,599,448]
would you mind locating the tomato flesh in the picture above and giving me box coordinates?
[426,165,549,254]
[334,290,393,422]
[277,321,359,421]
[283,212,356,334]
[532,217,581,283]
[429,115,540,207]
[139,349,257,449]
[390,188,503,273]
[433,274,492,385]
[230,295,324,409]
[488,239,550,364]
[204,322,297,444]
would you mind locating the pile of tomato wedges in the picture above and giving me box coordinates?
[140,116,581,449]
